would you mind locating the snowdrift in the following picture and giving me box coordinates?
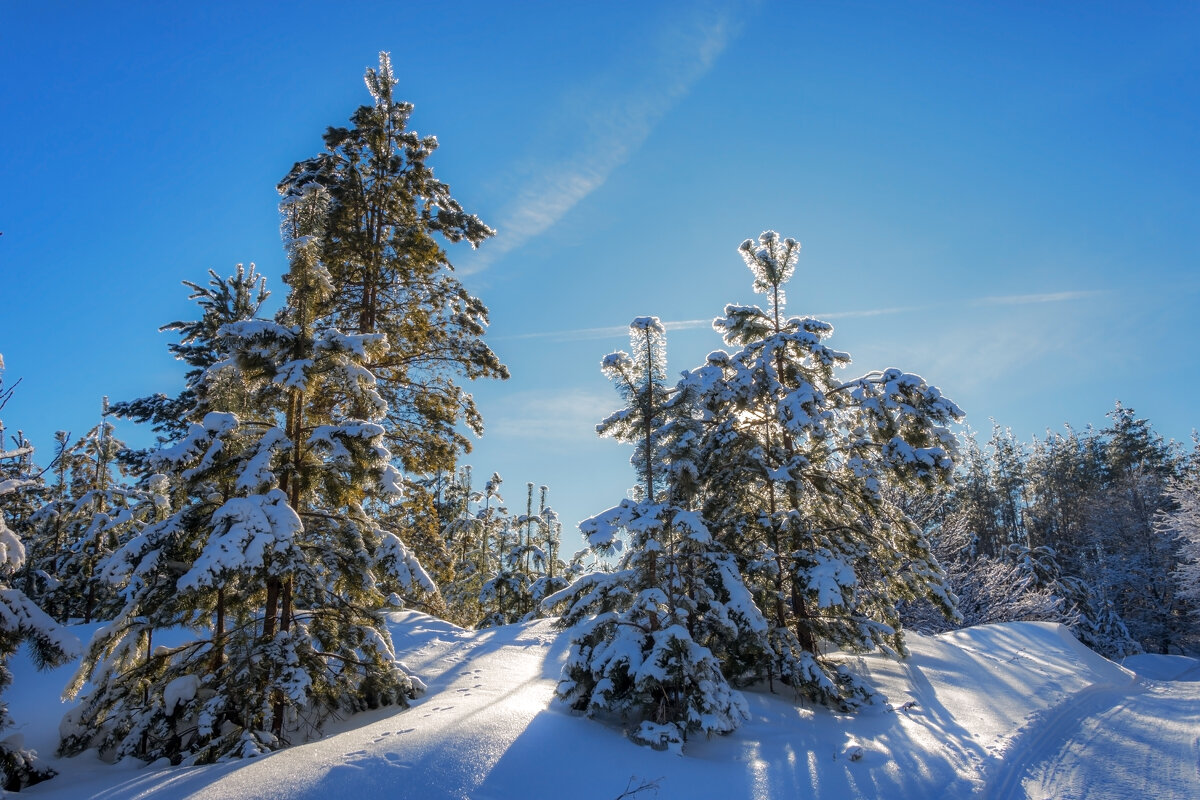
[10,613,1199,799]
[1122,652,1200,682]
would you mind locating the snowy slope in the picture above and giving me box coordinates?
[11,614,1200,800]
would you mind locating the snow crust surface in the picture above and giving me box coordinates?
[9,616,1198,799]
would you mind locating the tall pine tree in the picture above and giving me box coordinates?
[63,55,505,763]
[277,53,507,579]
[278,51,506,477]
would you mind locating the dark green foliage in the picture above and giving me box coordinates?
[278,52,507,477]
[110,264,269,452]
[62,52,508,764]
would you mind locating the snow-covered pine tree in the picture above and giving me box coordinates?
[44,400,155,623]
[277,52,508,559]
[1024,424,1103,557]
[1,426,44,603]
[949,424,1030,559]
[57,266,279,761]
[441,466,489,625]
[547,318,754,747]
[478,482,567,626]
[0,357,79,789]
[1163,436,1200,619]
[20,431,70,613]
[944,433,1001,560]
[1022,414,1169,655]
[528,487,568,612]
[110,264,269,456]
[917,413,1180,656]
[62,183,432,765]
[989,424,1029,551]
[1092,403,1185,653]
[477,478,532,628]
[691,232,962,708]
[230,178,437,738]
[60,414,259,762]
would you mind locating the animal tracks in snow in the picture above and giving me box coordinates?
[370,729,414,743]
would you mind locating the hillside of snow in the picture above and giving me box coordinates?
[8,613,1199,799]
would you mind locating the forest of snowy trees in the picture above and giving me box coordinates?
[0,53,1197,789]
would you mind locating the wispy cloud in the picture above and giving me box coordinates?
[662,318,714,331]
[840,288,1117,401]
[502,324,631,343]
[499,318,713,343]
[971,290,1106,307]
[817,290,1108,319]
[462,8,740,274]
[486,389,616,446]
[815,305,931,319]
[500,289,1107,342]
[860,311,1086,397]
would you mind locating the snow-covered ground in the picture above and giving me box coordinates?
[8,614,1198,799]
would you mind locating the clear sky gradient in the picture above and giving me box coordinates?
[2,1,1198,534]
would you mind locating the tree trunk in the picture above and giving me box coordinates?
[212,587,226,672]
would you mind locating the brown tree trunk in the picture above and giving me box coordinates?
[211,587,226,672]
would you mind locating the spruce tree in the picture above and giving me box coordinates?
[277,52,508,551]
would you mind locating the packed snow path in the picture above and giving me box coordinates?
[987,674,1200,800]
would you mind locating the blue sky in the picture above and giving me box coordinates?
[2,1,1198,533]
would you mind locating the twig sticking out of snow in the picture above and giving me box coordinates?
[887,699,919,712]
[614,775,663,799]
[836,743,865,762]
